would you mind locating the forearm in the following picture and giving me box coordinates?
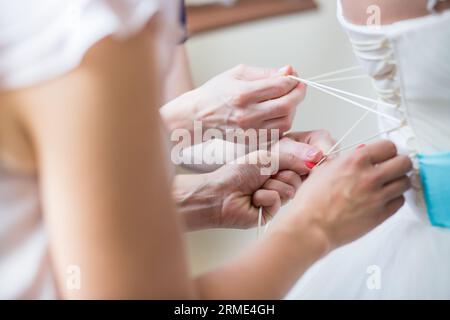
[161,44,198,134]
[27,28,196,299]
[164,45,194,102]
[173,173,225,231]
[174,169,328,298]
[194,211,329,299]
[161,88,202,134]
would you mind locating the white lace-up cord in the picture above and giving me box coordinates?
[315,110,371,167]
[257,207,263,239]
[289,76,397,108]
[315,75,369,84]
[350,27,426,197]
[341,37,410,153]
[351,32,425,191]
[258,56,407,237]
[327,124,405,156]
[343,39,399,107]
[257,206,272,238]
[308,65,363,81]
[288,75,401,123]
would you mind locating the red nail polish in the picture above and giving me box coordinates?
[357,144,366,149]
[305,161,316,169]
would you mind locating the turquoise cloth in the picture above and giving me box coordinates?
[418,152,450,228]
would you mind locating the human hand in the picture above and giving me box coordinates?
[213,163,301,229]
[275,140,412,252]
[272,130,336,173]
[175,129,334,230]
[161,64,305,135]
[174,165,301,231]
[212,130,335,228]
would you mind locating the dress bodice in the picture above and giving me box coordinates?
[337,3,450,224]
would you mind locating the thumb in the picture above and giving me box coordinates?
[252,189,281,223]
[233,64,294,81]
[272,139,323,175]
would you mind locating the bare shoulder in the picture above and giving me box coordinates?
[340,0,430,25]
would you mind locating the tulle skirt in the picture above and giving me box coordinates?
[286,203,450,299]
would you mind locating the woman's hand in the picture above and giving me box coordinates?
[195,140,412,300]
[275,140,413,253]
[175,162,303,231]
[175,130,335,230]
[161,64,305,135]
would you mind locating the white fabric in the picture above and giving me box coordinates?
[0,167,56,299]
[0,0,182,90]
[287,2,450,299]
[0,0,180,299]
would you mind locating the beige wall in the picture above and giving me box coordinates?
[184,0,378,275]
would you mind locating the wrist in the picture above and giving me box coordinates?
[174,172,226,231]
[160,90,199,134]
[270,206,331,259]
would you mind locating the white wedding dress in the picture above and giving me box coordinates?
[287,1,450,299]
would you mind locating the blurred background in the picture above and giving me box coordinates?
[183,0,378,275]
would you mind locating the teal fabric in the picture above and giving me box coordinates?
[418,152,450,228]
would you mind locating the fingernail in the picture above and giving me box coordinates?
[306,148,320,160]
[305,161,316,169]
[357,144,366,149]
[278,65,290,76]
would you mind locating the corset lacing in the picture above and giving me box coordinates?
[348,36,426,211]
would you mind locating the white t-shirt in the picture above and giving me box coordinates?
[0,0,181,299]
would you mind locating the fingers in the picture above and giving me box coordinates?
[244,76,300,104]
[275,138,324,172]
[238,65,300,104]
[262,179,295,204]
[231,87,301,132]
[263,171,300,205]
[264,83,306,119]
[241,149,309,179]
[259,84,305,126]
[385,196,406,214]
[232,64,293,81]
[228,64,305,131]
[379,196,406,223]
[376,155,413,185]
[252,189,281,221]
[262,115,293,135]
[363,140,398,165]
[380,176,411,202]
[279,138,323,162]
[286,130,336,156]
[272,170,302,190]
